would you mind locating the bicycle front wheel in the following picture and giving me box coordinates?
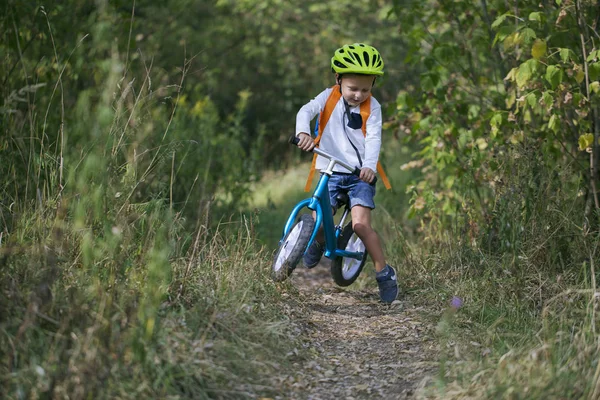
[271,214,315,282]
[331,222,368,287]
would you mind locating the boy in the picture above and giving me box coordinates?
[295,43,398,304]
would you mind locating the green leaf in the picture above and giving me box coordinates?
[396,92,408,108]
[494,26,516,47]
[545,65,562,89]
[526,92,537,107]
[575,67,585,83]
[559,48,570,63]
[503,32,522,51]
[506,89,517,108]
[458,129,471,148]
[490,113,502,138]
[528,12,542,22]
[491,125,499,137]
[548,114,560,133]
[490,112,503,127]
[504,67,517,82]
[591,81,600,93]
[433,45,455,63]
[469,104,481,119]
[521,28,537,44]
[586,50,598,63]
[589,63,600,81]
[420,74,435,92]
[541,91,554,108]
[531,39,547,59]
[578,133,594,150]
[492,14,508,29]
[516,61,533,88]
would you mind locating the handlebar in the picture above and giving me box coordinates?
[289,135,377,185]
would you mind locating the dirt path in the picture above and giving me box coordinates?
[274,261,439,400]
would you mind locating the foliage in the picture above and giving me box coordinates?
[0,3,305,397]
[4,0,600,397]
[390,0,600,236]
[1,0,409,223]
[386,0,600,397]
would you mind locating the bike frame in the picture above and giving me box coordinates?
[280,147,364,261]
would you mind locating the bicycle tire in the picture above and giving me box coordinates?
[271,214,315,282]
[330,222,368,286]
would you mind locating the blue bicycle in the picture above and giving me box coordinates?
[271,136,376,286]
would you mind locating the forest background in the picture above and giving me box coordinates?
[2,0,600,398]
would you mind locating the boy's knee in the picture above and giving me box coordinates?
[352,221,372,236]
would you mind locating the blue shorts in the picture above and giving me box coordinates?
[328,173,376,212]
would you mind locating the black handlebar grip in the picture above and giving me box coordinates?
[352,167,378,186]
[289,136,300,146]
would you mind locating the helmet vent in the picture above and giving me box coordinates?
[363,51,370,66]
[343,57,354,65]
[334,60,347,68]
[352,52,363,66]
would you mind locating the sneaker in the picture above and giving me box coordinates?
[376,265,398,304]
[303,241,324,269]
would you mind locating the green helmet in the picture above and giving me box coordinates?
[331,43,384,76]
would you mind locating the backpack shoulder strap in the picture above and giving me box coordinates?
[304,86,340,191]
[359,96,371,136]
[360,97,392,190]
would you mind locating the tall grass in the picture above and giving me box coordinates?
[0,29,299,400]
[402,142,600,399]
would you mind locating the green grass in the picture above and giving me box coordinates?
[0,49,303,399]
[404,202,600,399]
[1,210,301,399]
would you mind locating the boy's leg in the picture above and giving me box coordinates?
[303,175,343,268]
[350,205,386,273]
[351,204,398,304]
[302,209,333,268]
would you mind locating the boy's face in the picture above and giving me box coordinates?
[337,74,375,107]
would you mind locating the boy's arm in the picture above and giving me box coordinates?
[295,88,330,152]
[363,104,383,173]
[295,88,330,138]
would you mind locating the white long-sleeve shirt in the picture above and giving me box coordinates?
[295,87,382,173]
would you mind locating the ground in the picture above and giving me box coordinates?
[273,261,439,400]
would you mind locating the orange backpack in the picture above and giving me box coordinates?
[304,85,392,192]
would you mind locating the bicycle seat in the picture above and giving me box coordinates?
[335,192,350,207]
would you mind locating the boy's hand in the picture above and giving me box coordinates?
[359,167,375,184]
[297,133,316,152]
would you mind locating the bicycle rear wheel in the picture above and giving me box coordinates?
[272,214,315,282]
[330,222,368,286]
